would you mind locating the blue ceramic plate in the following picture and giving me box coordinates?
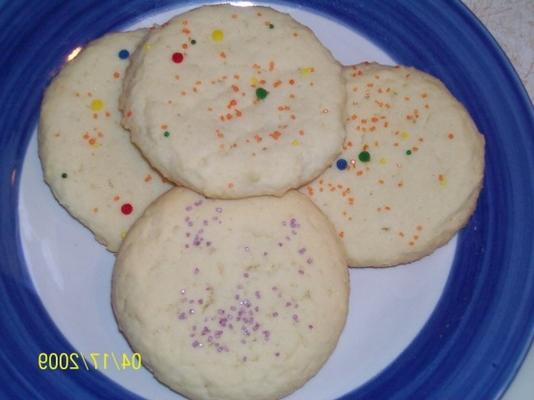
[1,1,533,399]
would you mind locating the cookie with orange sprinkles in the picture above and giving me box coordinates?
[39,30,172,252]
[302,63,485,267]
[120,5,346,198]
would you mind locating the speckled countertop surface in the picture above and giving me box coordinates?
[463,1,533,398]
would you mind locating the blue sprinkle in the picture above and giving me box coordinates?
[118,49,130,59]
[336,159,348,170]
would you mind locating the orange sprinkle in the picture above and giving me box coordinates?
[269,131,282,140]
[254,134,262,143]
[161,124,168,130]
[226,113,233,120]
[144,175,152,182]
[182,28,191,34]
[93,208,98,213]
[299,130,304,136]
[269,61,275,71]
[113,72,120,79]
[289,79,295,85]
[113,196,120,202]
[231,84,240,92]
[235,109,242,117]
[182,43,188,49]
[273,80,282,88]
[448,133,455,140]
[417,225,423,231]
[220,51,226,59]
[339,231,345,239]
[227,99,237,109]
[409,241,415,246]
[89,138,96,145]
[228,182,234,188]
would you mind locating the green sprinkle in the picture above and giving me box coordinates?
[256,87,269,100]
[406,150,412,155]
[269,24,274,29]
[61,172,68,179]
[163,131,170,137]
[190,39,196,45]
[358,151,371,162]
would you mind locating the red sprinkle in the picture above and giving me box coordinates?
[172,52,184,63]
[121,203,133,215]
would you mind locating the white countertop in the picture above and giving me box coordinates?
[463,1,533,398]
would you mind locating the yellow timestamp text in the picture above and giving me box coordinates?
[38,352,142,371]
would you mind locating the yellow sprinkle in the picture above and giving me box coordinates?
[299,67,314,76]
[66,46,82,62]
[212,29,224,42]
[379,157,388,165]
[400,131,410,140]
[143,43,152,51]
[291,139,300,146]
[90,99,104,111]
[120,231,127,239]
[250,76,258,86]
[438,174,447,187]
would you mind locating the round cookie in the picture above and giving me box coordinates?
[112,188,349,400]
[302,63,485,267]
[39,30,172,252]
[120,5,346,198]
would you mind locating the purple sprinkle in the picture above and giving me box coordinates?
[272,312,279,317]
[192,325,197,331]
[253,323,260,331]
[229,323,234,329]
[292,314,299,322]
[201,326,210,335]
[289,218,299,228]
[185,206,192,212]
[254,306,259,312]
[207,336,213,343]
[186,232,191,237]
[298,269,304,275]
[189,299,195,304]
[203,220,208,226]
[219,318,227,327]
[285,236,291,241]
[197,299,203,305]
[194,200,203,207]
[192,340,201,348]
[230,306,237,311]
[185,244,190,248]
[308,324,314,329]
[298,248,306,254]
[178,312,186,320]
[242,356,247,362]
[263,251,268,256]
[272,286,278,291]
[306,258,313,264]
[187,221,193,227]
[262,330,271,340]
[189,308,195,314]
[218,309,225,315]
[244,246,250,252]
[180,289,186,295]
[286,302,292,307]
[214,330,223,338]
[241,326,250,336]
[243,272,249,278]
[206,241,211,246]
[193,267,200,274]
[278,242,283,247]
[275,352,280,357]
[255,291,261,299]
[215,207,223,213]
[235,294,240,300]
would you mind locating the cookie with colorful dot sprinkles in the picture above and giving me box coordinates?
[112,187,349,400]
[39,30,172,252]
[120,5,346,198]
[302,63,485,267]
